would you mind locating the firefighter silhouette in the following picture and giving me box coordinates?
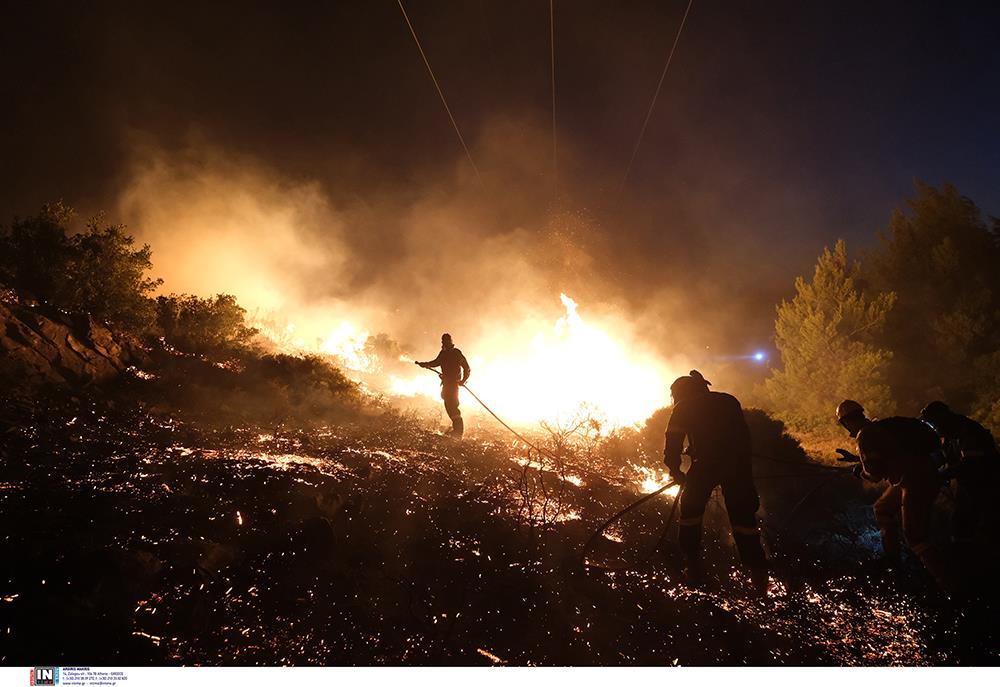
[664,370,768,593]
[837,400,956,591]
[416,333,471,437]
[919,400,999,572]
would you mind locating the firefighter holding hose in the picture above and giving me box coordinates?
[416,333,471,438]
[836,400,956,592]
[664,370,769,593]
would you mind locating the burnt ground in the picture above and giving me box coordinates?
[1,392,998,666]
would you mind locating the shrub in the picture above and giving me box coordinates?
[155,293,258,354]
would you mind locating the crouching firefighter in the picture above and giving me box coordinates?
[664,370,769,593]
[919,401,999,568]
[416,333,471,437]
[836,400,955,592]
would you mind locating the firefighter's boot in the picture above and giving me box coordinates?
[912,542,957,595]
[878,527,902,568]
[682,557,704,588]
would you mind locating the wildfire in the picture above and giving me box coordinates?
[391,294,677,427]
[633,464,680,494]
[251,313,374,373]
[318,322,370,371]
[256,293,681,429]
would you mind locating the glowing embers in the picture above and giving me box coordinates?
[126,365,157,380]
[601,525,625,544]
[173,445,349,478]
[509,454,585,488]
[477,647,505,664]
[631,464,679,494]
[667,575,933,666]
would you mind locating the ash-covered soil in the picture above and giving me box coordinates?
[1,395,997,666]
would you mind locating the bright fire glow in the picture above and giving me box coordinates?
[250,312,374,372]
[390,294,677,427]
[634,464,680,494]
[318,322,371,371]
[255,294,683,429]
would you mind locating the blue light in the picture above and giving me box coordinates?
[753,351,767,362]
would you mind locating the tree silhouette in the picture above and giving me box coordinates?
[765,240,896,435]
[0,203,162,330]
[868,182,1000,422]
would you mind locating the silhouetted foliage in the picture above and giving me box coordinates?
[742,408,809,464]
[139,348,362,426]
[639,406,672,455]
[0,203,162,331]
[867,182,1000,424]
[764,241,896,436]
[0,202,75,301]
[155,293,258,354]
[362,332,412,376]
[636,405,806,465]
[762,183,1000,435]
[235,353,362,423]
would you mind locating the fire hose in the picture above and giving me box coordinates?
[414,365,854,571]
[416,364,685,571]
[416,364,566,464]
[578,480,683,572]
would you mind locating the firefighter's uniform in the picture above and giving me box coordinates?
[664,384,767,584]
[418,338,471,437]
[926,408,999,551]
[854,417,954,590]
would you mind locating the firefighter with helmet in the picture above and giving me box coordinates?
[416,333,471,438]
[836,399,955,591]
[919,400,999,569]
[664,370,769,593]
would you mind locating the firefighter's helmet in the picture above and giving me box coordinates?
[919,400,951,426]
[670,370,711,404]
[836,400,865,424]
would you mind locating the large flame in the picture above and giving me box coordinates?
[390,294,676,427]
[254,294,679,429]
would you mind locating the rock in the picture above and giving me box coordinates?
[0,301,147,389]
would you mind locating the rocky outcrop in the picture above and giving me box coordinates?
[0,300,147,388]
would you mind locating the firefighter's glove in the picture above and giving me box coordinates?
[937,465,958,482]
[668,469,687,486]
[835,448,861,463]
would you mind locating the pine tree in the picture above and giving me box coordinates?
[868,182,1000,422]
[764,241,897,436]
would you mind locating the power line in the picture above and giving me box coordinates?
[619,0,695,194]
[397,0,482,183]
[550,0,557,193]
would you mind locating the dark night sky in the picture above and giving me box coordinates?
[2,1,998,354]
